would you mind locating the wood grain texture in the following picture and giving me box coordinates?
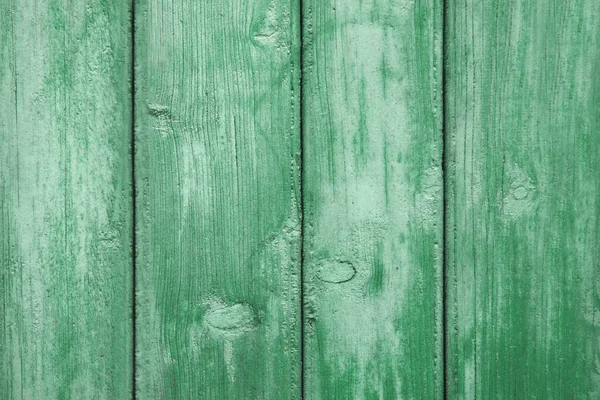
[0,1,132,398]
[134,0,301,398]
[302,0,444,398]
[445,0,600,397]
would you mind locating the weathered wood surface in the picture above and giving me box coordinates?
[134,0,301,398]
[4,0,599,398]
[302,0,444,398]
[445,0,600,398]
[0,1,133,398]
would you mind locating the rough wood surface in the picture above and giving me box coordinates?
[302,0,444,398]
[0,1,133,398]
[445,0,600,397]
[134,0,301,398]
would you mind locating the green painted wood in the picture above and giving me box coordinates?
[0,1,133,399]
[134,0,301,398]
[302,0,444,398]
[445,0,600,398]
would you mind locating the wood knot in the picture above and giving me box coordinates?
[316,260,356,284]
[204,303,259,335]
[512,185,529,200]
[502,165,537,218]
[147,104,175,137]
[249,2,289,50]
[147,104,170,117]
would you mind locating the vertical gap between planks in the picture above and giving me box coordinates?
[130,0,137,398]
[298,0,306,397]
[441,0,448,398]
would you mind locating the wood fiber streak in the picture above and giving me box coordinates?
[134,0,301,398]
[446,0,600,398]
[302,0,444,398]
[0,0,133,398]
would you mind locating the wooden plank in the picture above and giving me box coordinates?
[134,0,301,398]
[446,0,600,397]
[302,0,443,398]
[0,1,132,398]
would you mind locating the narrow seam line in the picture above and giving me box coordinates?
[298,0,306,398]
[441,0,449,398]
[130,0,137,398]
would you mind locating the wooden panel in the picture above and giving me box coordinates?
[134,0,301,398]
[446,0,600,397]
[0,1,132,398]
[302,0,443,398]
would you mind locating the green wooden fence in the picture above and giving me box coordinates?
[1,0,598,398]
